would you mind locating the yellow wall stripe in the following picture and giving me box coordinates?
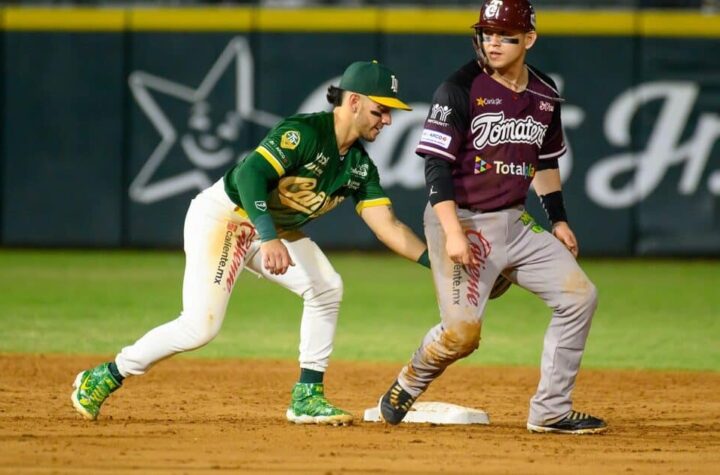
[641,11,720,38]
[536,11,638,36]
[130,8,253,31]
[2,7,719,38]
[256,8,379,32]
[381,9,477,34]
[4,8,125,31]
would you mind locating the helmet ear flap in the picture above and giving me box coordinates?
[472,28,493,75]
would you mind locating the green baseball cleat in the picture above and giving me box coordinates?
[71,363,122,421]
[285,382,353,426]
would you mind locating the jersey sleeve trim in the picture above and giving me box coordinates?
[355,197,391,214]
[416,144,456,161]
[539,145,567,160]
[256,145,286,177]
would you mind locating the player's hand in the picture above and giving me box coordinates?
[446,230,479,266]
[552,222,579,258]
[260,239,295,275]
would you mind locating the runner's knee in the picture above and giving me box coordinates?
[574,279,598,314]
[560,275,598,319]
[441,321,482,359]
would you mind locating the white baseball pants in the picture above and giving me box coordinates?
[115,179,343,376]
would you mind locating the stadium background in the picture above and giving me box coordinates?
[2,0,719,256]
[1,2,719,474]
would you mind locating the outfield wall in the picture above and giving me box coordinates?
[2,7,719,255]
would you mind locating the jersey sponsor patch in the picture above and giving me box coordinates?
[258,140,290,170]
[474,156,492,174]
[428,104,452,127]
[430,104,452,121]
[476,97,502,107]
[344,179,361,190]
[280,130,301,150]
[266,140,287,160]
[420,129,452,149]
[539,101,555,112]
[350,163,369,178]
[494,160,535,178]
[303,152,330,177]
[474,157,535,178]
[519,210,545,233]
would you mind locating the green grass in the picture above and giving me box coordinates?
[0,249,718,371]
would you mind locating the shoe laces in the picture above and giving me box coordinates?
[566,410,591,421]
[389,383,414,411]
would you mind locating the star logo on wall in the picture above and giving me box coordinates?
[128,37,280,204]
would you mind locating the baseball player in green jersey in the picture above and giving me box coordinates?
[71,61,430,426]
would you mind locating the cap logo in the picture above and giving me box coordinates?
[390,75,398,94]
[485,0,503,19]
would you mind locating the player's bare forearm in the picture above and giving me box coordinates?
[433,200,464,236]
[360,205,427,261]
[382,222,427,261]
[432,200,478,265]
[532,169,579,256]
[532,168,562,196]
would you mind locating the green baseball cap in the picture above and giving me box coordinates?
[338,60,412,111]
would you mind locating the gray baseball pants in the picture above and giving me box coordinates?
[397,204,598,426]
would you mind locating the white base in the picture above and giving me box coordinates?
[363,401,490,425]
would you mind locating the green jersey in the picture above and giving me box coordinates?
[224,111,390,231]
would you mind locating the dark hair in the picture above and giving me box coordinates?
[326,86,344,107]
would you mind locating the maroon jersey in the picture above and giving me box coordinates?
[416,61,566,211]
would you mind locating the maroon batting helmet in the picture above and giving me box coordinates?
[473,0,536,33]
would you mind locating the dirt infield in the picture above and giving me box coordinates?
[1,354,718,474]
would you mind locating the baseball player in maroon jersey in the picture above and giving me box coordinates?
[377,0,607,434]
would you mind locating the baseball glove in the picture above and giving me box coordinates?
[489,275,512,300]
